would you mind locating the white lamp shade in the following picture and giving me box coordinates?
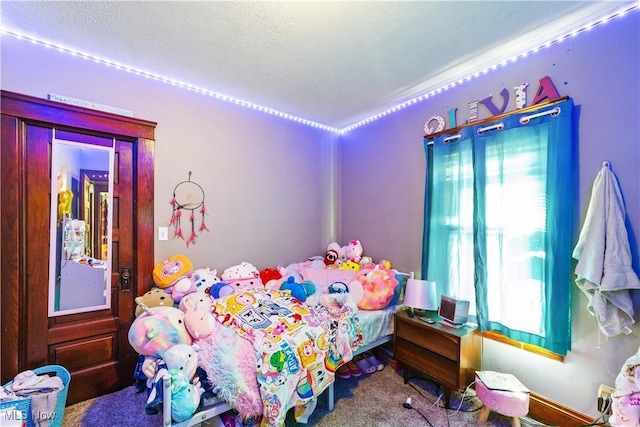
[404,279,438,311]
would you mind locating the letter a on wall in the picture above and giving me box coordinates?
[532,76,560,105]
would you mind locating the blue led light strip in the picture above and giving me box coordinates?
[0,29,340,134]
[1,2,637,135]
[340,2,639,134]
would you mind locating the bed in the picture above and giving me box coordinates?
[144,266,407,427]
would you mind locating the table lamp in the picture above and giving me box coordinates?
[403,274,437,318]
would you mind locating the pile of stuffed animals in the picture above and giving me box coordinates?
[128,239,401,423]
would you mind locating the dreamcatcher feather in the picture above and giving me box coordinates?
[169,172,209,247]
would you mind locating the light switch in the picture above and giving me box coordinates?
[158,227,169,241]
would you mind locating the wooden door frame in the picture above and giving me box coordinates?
[0,90,156,384]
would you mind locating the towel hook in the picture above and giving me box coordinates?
[602,161,610,169]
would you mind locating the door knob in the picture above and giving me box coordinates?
[120,266,132,292]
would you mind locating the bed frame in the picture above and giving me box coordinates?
[323,334,392,411]
[162,334,392,426]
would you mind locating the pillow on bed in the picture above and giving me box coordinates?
[300,267,357,295]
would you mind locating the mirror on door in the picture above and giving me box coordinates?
[48,137,115,316]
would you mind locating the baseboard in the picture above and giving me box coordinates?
[528,392,600,426]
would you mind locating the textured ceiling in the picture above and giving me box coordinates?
[0,1,633,128]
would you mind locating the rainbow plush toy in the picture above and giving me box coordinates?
[128,305,192,359]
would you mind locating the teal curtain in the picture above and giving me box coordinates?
[422,99,575,355]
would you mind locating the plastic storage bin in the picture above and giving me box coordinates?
[0,365,71,427]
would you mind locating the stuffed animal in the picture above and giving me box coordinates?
[192,267,220,294]
[345,240,363,264]
[378,259,393,269]
[208,282,235,299]
[169,371,202,422]
[164,343,200,382]
[324,242,342,267]
[128,305,192,359]
[279,276,315,302]
[610,347,640,426]
[135,287,173,317]
[339,260,360,272]
[221,262,264,292]
[353,264,399,310]
[180,293,216,340]
[167,276,198,304]
[153,254,193,289]
[259,267,282,285]
[147,344,202,422]
[358,256,374,268]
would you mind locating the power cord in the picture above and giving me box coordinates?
[407,377,482,412]
[400,378,484,426]
[402,397,436,427]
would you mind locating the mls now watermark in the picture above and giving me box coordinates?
[2,409,57,422]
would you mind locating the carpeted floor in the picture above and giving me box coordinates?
[63,366,536,426]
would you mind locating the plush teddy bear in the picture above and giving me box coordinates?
[179,293,216,340]
[135,287,173,317]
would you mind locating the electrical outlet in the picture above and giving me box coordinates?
[597,384,614,414]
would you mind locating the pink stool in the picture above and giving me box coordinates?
[476,375,530,427]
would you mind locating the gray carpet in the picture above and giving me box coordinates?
[63,366,534,426]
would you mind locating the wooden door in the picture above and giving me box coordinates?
[1,91,156,405]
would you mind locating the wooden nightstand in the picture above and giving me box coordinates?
[393,310,481,408]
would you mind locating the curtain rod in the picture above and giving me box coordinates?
[425,96,569,143]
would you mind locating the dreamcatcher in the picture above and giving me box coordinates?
[169,172,209,247]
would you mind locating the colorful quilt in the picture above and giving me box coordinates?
[213,289,361,426]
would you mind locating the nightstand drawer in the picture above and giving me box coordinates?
[395,318,460,361]
[396,338,458,386]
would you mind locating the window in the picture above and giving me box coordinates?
[422,98,575,356]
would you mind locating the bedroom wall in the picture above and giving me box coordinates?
[340,12,640,418]
[0,36,341,273]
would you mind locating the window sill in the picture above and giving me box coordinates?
[481,331,564,362]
